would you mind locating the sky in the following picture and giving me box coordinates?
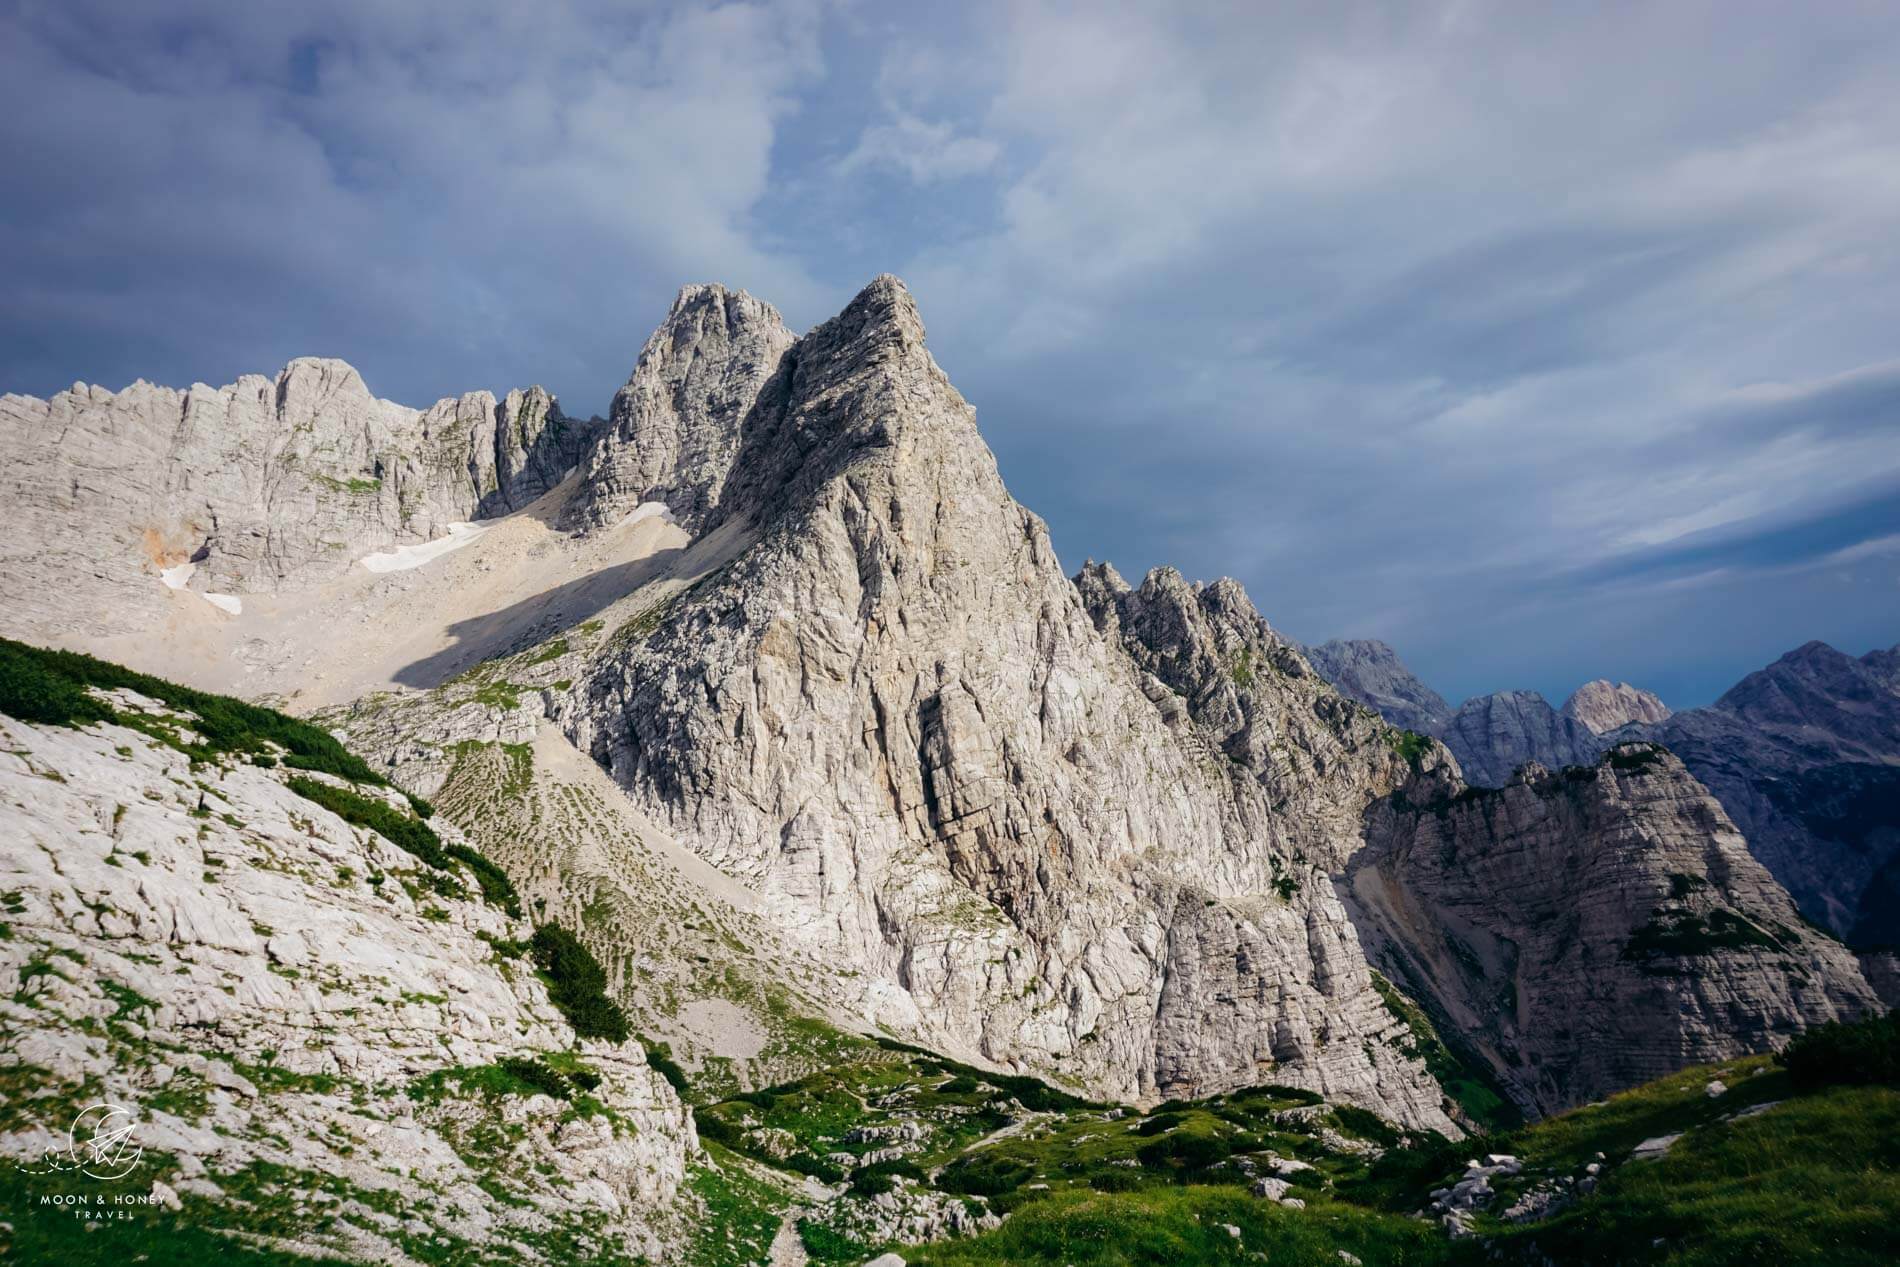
[3,0,1897,709]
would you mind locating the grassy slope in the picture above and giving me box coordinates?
[901,1054,1900,1267]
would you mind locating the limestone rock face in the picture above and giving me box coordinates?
[0,694,694,1262]
[1306,639,1454,737]
[1627,642,1900,944]
[556,277,1456,1132]
[1344,743,1880,1117]
[1563,680,1671,733]
[1859,949,1900,1008]
[0,360,597,642]
[1440,690,1604,787]
[562,283,797,534]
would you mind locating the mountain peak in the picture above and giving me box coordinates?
[1562,679,1671,733]
[1304,637,1453,737]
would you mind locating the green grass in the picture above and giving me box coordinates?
[683,1146,790,1267]
[409,1056,595,1104]
[1497,1085,1900,1266]
[905,1186,1450,1266]
[898,1053,1900,1267]
[0,1163,359,1267]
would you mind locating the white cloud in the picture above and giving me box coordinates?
[837,113,1000,183]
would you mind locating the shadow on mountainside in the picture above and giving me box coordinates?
[391,545,683,689]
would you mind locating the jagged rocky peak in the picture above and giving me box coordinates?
[1306,638,1454,737]
[555,276,1457,1131]
[1562,679,1671,733]
[1440,688,1604,787]
[1346,742,1882,1117]
[563,281,796,534]
[0,357,599,642]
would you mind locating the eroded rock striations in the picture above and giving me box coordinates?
[1562,680,1671,734]
[551,277,1457,1131]
[1344,743,1879,1116]
[1439,690,1605,788]
[1306,639,1454,738]
[1625,642,1900,946]
[0,360,598,641]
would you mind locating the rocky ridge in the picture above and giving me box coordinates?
[452,277,1460,1131]
[0,677,697,1263]
[1625,641,1900,945]
[0,359,599,642]
[1437,690,1606,788]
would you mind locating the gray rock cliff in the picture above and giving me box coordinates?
[1562,679,1671,733]
[1440,690,1605,788]
[562,284,796,535]
[551,276,1458,1131]
[0,690,695,1261]
[1344,743,1881,1117]
[1627,641,1900,944]
[1306,638,1454,737]
[0,360,599,642]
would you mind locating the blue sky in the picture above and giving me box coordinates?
[3,0,1896,707]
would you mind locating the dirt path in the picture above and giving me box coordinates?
[767,1209,809,1267]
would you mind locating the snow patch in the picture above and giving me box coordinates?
[619,501,674,528]
[160,563,196,590]
[359,523,488,574]
[203,593,243,615]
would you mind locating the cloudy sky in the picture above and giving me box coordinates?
[4,0,1896,707]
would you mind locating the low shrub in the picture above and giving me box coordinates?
[497,1056,572,1100]
[1136,1112,1186,1137]
[1135,1131,1229,1174]
[288,775,518,914]
[530,924,631,1042]
[849,1158,926,1195]
[940,1154,1033,1197]
[784,1153,845,1184]
[642,1038,689,1096]
[1780,1011,1900,1090]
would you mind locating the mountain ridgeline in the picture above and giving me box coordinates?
[1307,635,1900,954]
[0,274,1892,1265]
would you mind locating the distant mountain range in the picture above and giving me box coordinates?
[1307,635,1900,952]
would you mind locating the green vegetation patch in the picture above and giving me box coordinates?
[0,637,380,782]
[1623,907,1783,962]
[285,776,518,915]
[1780,1009,1900,1091]
[905,1186,1449,1267]
[1387,728,1434,772]
[410,1055,597,1104]
[530,923,631,1042]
